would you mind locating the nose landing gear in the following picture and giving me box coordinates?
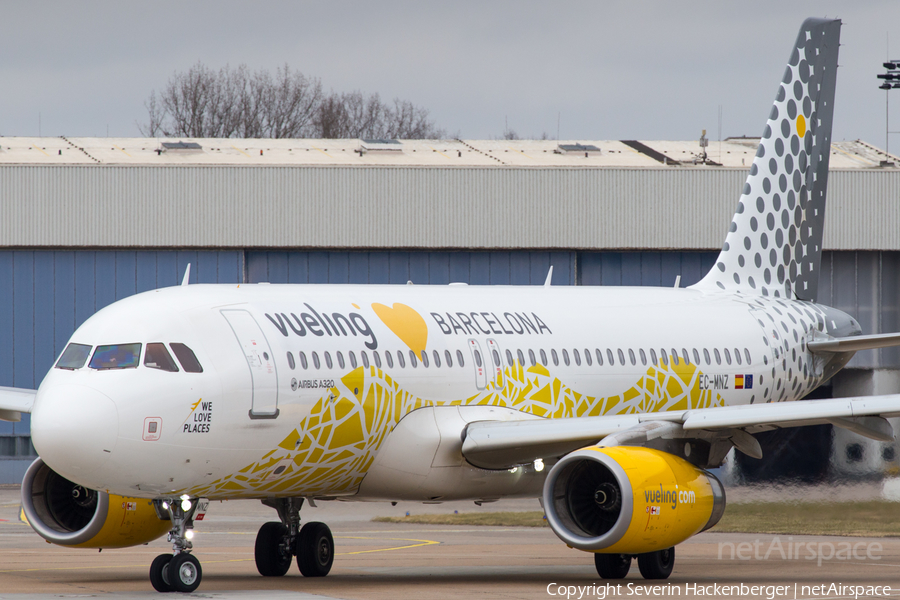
[254,497,334,578]
[149,497,204,593]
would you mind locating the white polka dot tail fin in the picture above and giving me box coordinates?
[694,18,841,302]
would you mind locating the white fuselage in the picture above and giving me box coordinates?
[30,283,855,501]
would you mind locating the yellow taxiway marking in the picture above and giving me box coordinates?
[508,147,533,159]
[230,145,251,158]
[0,536,440,573]
[335,536,440,555]
[32,144,50,157]
[310,146,331,157]
[113,144,132,157]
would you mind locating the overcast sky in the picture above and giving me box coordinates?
[2,1,899,145]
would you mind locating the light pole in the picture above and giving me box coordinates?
[876,61,900,166]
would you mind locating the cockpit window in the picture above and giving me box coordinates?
[144,343,179,372]
[55,343,92,370]
[170,343,203,373]
[89,343,142,370]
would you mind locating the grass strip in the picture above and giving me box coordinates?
[373,501,900,537]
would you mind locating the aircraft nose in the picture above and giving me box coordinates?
[31,384,118,478]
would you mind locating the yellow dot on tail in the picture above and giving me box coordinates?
[796,114,806,137]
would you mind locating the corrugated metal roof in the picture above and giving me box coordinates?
[0,136,893,169]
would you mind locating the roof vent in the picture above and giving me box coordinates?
[360,139,401,154]
[556,143,601,156]
[160,141,203,153]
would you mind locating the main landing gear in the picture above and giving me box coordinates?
[150,497,203,593]
[594,547,675,580]
[254,497,334,578]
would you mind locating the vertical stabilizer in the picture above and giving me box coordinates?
[694,18,841,301]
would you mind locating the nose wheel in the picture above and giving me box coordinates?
[254,498,335,578]
[150,497,204,593]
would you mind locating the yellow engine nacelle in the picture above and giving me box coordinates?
[21,458,170,549]
[543,446,725,554]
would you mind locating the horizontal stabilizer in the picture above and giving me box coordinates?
[0,387,36,422]
[807,332,900,354]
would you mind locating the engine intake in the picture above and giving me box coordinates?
[543,446,725,553]
[21,458,169,548]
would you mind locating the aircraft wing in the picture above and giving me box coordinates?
[461,395,900,469]
[0,387,36,422]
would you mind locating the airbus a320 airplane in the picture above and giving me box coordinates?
[2,17,898,593]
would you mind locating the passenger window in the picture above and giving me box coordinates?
[650,348,657,365]
[562,349,570,366]
[714,348,722,365]
[145,343,179,372]
[660,351,669,366]
[420,350,429,367]
[170,343,203,373]
[56,343,92,370]
[744,348,752,365]
[90,343,142,370]
[505,349,514,367]
[682,349,690,365]
[397,350,406,368]
[287,352,296,370]
[473,349,483,367]
[361,351,370,368]
[572,349,580,366]
[299,351,308,369]
[409,350,418,368]
[639,348,647,366]
[551,349,559,366]
[445,350,453,367]
[607,349,615,365]
[671,349,679,366]
[595,349,603,366]
[724,348,732,365]
[491,349,500,366]
[617,349,626,365]
[312,352,321,369]
[627,349,636,365]
[528,349,536,366]
[324,352,333,369]
[349,351,358,368]
[734,348,742,365]
[456,349,464,367]
[386,351,394,368]
[583,349,591,366]
[374,351,382,369]
[434,350,442,368]
[517,349,525,365]
[692,349,700,364]
[539,349,548,366]
[703,349,711,365]
[336,352,345,369]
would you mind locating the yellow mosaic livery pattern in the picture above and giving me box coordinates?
[191,360,723,499]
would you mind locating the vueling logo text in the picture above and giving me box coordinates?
[644,485,695,509]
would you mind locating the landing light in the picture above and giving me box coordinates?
[161,501,169,510]
[534,458,545,472]
[181,499,192,512]
[185,530,195,540]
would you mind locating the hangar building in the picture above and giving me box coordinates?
[1,135,898,482]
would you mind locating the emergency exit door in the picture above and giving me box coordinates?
[221,309,279,418]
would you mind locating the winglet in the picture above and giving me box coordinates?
[544,266,553,287]
[181,264,191,286]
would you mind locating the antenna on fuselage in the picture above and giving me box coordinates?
[181,264,191,286]
[544,266,553,287]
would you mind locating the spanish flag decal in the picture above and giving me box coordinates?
[735,375,753,390]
